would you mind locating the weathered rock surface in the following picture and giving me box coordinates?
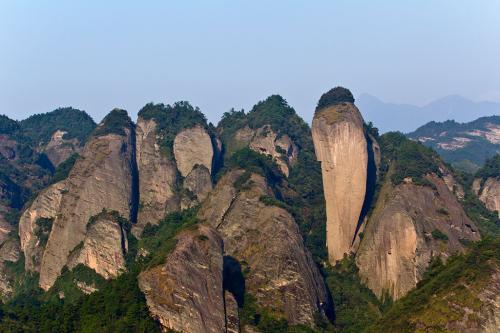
[357,174,480,300]
[35,113,135,290]
[182,164,213,209]
[19,182,66,271]
[67,212,128,279]
[225,291,240,333]
[173,125,213,177]
[135,117,178,236]
[138,225,226,333]
[0,238,20,299]
[473,177,500,217]
[199,170,329,326]
[43,130,82,167]
[248,125,298,176]
[312,102,368,263]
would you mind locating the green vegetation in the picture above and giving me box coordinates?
[20,107,96,145]
[431,229,449,241]
[368,237,499,332]
[379,132,441,186]
[407,116,500,172]
[138,102,210,157]
[34,217,54,247]
[324,256,385,333]
[316,87,355,111]
[93,109,132,137]
[259,195,287,208]
[0,115,20,135]
[51,153,79,183]
[475,154,500,180]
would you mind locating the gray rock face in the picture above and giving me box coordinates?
[199,170,329,326]
[357,174,480,300]
[134,117,179,236]
[312,103,368,264]
[181,164,213,209]
[67,213,128,279]
[37,126,135,290]
[138,225,226,333]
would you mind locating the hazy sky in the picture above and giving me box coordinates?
[1,1,499,124]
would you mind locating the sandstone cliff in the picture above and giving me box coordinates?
[473,177,500,218]
[134,117,179,236]
[312,88,368,264]
[67,211,128,279]
[43,130,83,167]
[24,109,136,290]
[198,170,329,327]
[357,173,480,300]
[138,225,229,333]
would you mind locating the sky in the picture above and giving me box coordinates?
[1,0,499,125]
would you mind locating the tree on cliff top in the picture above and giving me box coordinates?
[316,87,355,111]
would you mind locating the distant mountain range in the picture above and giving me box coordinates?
[407,116,500,172]
[357,94,500,133]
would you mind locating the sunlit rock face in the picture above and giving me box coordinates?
[198,170,330,327]
[357,174,480,300]
[473,177,500,218]
[312,88,368,264]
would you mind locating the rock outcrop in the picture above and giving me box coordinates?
[134,117,178,236]
[0,238,20,299]
[473,178,500,218]
[198,170,329,327]
[138,225,227,333]
[312,88,368,263]
[67,212,128,279]
[43,130,82,167]
[173,125,213,177]
[23,110,136,290]
[357,174,480,300]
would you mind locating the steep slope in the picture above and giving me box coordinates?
[368,237,499,333]
[20,109,136,290]
[357,133,480,300]
[139,225,227,333]
[473,155,500,218]
[198,167,330,328]
[133,102,215,236]
[408,116,500,172]
[311,87,368,263]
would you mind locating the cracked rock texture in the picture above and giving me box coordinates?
[43,130,82,167]
[134,117,179,236]
[473,177,500,218]
[138,225,226,333]
[68,213,128,279]
[312,102,368,263]
[199,170,329,326]
[33,115,135,290]
[357,174,480,300]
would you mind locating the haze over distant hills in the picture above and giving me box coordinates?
[357,94,500,133]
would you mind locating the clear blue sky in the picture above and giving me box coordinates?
[1,0,499,124]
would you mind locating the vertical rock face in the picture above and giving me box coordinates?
[198,170,329,327]
[36,110,135,290]
[43,130,82,167]
[312,88,368,263]
[19,182,66,271]
[173,125,213,177]
[67,212,128,279]
[357,174,480,300]
[134,117,178,235]
[474,178,500,218]
[138,225,226,333]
